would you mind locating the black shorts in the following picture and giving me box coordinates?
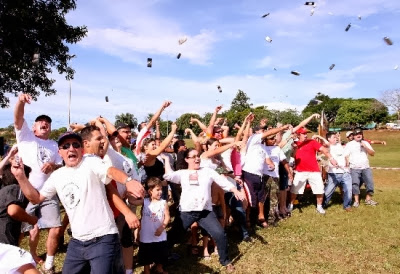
[138,241,168,266]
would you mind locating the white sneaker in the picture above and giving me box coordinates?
[287,204,293,212]
[316,207,326,215]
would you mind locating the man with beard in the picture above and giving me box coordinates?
[14,93,63,273]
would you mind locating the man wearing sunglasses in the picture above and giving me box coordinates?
[11,131,144,273]
[14,93,63,273]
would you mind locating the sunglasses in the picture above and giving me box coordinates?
[59,142,81,150]
[187,155,200,159]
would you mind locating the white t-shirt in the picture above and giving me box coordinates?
[163,167,235,212]
[104,145,140,197]
[344,140,374,169]
[263,145,286,178]
[220,148,233,172]
[140,198,167,243]
[40,155,118,241]
[15,120,62,190]
[328,143,349,173]
[242,134,269,176]
[200,157,219,170]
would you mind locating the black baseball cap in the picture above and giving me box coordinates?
[353,128,363,135]
[35,114,52,123]
[57,131,82,146]
[115,122,130,130]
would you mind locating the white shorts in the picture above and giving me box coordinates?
[0,243,36,273]
[291,172,324,194]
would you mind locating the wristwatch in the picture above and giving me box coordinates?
[125,176,133,183]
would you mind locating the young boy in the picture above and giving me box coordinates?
[139,177,170,274]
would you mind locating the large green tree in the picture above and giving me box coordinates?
[230,89,252,113]
[0,0,87,107]
[175,113,202,136]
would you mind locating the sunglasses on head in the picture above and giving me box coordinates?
[59,142,81,150]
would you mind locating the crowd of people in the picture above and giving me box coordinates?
[0,94,381,273]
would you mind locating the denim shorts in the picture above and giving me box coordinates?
[22,196,62,232]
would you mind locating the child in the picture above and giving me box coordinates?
[139,177,170,274]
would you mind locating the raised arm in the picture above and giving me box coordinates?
[293,113,320,133]
[147,101,172,130]
[261,125,290,139]
[148,123,177,157]
[235,113,252,142]
[69,123,86,133]
[190,117,207,132]
[10,158,46,205]
[14,94,32,130]
[206,105,223,136]
[155,120,161,146]
[97,116,131,148]
[0,144,18,175]
[201,141,242,159]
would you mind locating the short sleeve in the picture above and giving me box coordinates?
[84,155,112,185]
[312,140,322,151]
[15,120,35,143]
[0,185,26,210]
[39,175,57,200]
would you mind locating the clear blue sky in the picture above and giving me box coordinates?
[0,0,399,129]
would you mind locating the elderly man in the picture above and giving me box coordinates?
[11,131,144,273]
[14,93,63,273]
[344,128,378,207]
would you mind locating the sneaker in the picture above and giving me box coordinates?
[365,199,378,206]
[226,263,235,273]
[243,236,253,243]
[40,265,55,274]
[353,202,359,208]
[287,204,293,213]
[316,207,326,215]
[344,207,352,212]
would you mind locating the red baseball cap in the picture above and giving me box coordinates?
[296,127,309,134]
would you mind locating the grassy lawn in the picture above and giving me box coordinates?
[20,130,400,273]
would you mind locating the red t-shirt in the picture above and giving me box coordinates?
[294,139,322,172]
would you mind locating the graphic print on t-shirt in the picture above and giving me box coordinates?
[37,144,51,166]
[61,182,80,209]
[123,160,132,174]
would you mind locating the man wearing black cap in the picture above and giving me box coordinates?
[11,131,144,273]
[14,93,63,273]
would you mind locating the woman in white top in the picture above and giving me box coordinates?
[162,149,244,271]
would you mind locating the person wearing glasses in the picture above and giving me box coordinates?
[14,93,63,273]
[162,149,245,272]
[10,131,145,273]
[344,128,378,207]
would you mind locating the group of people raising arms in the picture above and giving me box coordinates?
[0,95,379,273]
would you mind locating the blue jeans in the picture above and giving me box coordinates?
[324,173,352,209]
[225,192,249,239]
[350,168,374,195]
[167,210,230,266]
[62,233,123,274]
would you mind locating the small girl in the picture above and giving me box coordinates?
[139,177,170,274]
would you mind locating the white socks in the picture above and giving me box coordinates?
[44,255,54,270]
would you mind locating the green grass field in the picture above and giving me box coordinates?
[21,130,400,273]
